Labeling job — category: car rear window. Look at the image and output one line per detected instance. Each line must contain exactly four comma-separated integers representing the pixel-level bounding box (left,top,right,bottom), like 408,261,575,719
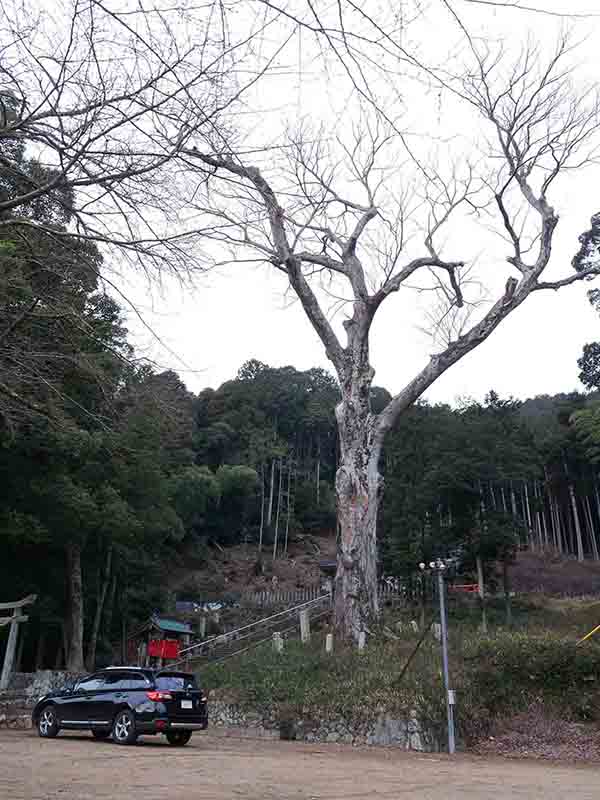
155,674,197,691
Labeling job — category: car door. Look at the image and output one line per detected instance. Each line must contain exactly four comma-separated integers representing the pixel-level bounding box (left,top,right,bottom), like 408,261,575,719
87,672,129,726
58,675,103,727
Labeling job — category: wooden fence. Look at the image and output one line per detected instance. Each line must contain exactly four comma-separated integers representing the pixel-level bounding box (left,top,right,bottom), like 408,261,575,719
241,583,408,608
241,587,326,607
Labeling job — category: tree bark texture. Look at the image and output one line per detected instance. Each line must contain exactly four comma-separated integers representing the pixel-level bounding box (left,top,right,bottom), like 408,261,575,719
334,381,382,640
65,542,85,672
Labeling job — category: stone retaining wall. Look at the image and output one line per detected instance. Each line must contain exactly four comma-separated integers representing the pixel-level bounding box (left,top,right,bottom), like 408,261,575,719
209,700,439,751
0,670,83,730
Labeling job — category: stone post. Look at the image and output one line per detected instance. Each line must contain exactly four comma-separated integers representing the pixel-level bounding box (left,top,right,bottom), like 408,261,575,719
299,609,311,643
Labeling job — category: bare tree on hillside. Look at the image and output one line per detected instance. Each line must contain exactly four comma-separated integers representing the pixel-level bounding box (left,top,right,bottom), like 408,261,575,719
184,35,600,640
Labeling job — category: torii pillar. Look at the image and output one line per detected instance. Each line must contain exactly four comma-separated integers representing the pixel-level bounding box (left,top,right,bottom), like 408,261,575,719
0,595,37,690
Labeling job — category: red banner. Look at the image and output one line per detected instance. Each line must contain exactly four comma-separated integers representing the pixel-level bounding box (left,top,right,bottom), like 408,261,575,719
148,638,180,659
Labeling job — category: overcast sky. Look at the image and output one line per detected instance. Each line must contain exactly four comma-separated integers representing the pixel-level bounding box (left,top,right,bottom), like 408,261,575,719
121,0,600,404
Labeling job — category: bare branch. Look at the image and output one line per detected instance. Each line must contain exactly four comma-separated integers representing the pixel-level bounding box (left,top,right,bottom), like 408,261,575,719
535,265,600,291
460,0,600,18
190,150,346,370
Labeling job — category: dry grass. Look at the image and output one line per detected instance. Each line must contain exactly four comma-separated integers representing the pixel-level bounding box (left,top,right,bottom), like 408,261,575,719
474,704,600,762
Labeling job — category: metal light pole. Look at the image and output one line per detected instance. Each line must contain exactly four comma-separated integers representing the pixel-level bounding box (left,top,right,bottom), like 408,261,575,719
419,558,456,754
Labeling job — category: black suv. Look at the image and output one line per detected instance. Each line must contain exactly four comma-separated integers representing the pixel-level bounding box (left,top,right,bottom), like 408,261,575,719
32,668,208,746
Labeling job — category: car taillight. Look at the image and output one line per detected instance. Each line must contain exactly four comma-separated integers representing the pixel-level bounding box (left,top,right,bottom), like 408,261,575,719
146,691,172,702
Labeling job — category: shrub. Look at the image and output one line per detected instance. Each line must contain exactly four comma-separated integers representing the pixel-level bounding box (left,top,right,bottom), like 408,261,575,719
461,632,600,724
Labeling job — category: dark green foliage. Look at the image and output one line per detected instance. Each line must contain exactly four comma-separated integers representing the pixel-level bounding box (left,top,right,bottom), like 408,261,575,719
572,213,600,274
381,394,538,578
579,343,600,391
576,219,600,391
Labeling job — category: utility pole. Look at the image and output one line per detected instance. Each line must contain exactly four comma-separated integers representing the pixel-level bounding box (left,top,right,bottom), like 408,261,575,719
419,559,456,754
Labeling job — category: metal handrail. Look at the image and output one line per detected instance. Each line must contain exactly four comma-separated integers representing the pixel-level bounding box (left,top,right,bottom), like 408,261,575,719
203,608,332,666
176,593,332,658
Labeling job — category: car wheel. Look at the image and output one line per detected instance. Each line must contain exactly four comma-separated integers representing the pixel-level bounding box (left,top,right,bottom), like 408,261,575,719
112,710,137,745
37,706,60,738
166,730,192,746
92,730,111,740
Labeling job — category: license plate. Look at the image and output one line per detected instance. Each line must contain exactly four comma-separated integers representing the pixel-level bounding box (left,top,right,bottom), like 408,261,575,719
181,700,193,709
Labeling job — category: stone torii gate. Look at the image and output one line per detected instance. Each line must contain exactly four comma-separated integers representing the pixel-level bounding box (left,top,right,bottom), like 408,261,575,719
0,595,36,690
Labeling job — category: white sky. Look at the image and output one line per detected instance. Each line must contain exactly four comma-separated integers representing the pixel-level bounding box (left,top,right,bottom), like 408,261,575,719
121,0,600,404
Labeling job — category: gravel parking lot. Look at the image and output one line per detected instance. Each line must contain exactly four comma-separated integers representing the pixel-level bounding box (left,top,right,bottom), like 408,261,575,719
2,729,599,800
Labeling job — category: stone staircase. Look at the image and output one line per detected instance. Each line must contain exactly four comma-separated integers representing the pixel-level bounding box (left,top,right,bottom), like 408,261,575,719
175,593,333,667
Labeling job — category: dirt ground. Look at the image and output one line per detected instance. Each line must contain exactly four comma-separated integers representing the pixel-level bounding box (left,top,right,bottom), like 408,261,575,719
2,730,600,800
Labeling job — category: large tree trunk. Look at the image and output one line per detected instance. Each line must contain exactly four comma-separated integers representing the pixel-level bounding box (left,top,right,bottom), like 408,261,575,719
86,546,113,671
334,390,381,641
65,543,85,672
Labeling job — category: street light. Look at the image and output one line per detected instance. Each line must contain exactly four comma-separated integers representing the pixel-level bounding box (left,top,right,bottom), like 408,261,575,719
419,557,456,754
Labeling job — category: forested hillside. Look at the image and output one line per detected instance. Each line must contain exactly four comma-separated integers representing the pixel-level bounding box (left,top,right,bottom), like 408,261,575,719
5,337,600,672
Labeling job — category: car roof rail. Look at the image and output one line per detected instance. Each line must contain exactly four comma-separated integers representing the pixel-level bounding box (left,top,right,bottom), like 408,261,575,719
103,665,147,670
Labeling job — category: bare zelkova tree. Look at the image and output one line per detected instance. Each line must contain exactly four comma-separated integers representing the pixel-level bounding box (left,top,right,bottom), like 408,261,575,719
183,32,600,639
